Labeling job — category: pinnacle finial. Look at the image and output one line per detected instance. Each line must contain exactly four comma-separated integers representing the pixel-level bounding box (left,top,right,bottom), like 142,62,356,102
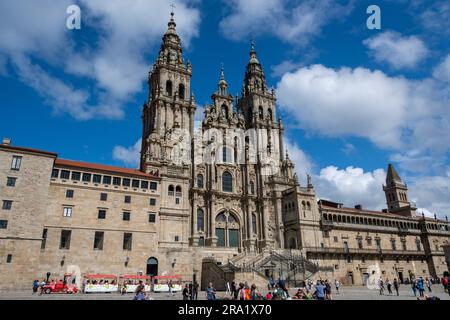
220,63,225,80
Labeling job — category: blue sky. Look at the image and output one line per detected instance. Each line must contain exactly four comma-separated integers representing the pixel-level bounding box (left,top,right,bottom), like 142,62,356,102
1,0,450,218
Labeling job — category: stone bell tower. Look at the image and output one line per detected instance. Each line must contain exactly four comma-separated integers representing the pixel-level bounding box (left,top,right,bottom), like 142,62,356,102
141,11,196,174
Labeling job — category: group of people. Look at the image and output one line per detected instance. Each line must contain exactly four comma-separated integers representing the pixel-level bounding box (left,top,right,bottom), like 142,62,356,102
377,278,401,296
181,281,200,300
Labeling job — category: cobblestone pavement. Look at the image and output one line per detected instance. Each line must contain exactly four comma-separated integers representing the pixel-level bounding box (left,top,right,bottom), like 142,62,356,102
0,285,449,300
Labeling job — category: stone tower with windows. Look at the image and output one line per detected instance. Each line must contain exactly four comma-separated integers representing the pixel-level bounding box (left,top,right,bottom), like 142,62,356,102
140,12,194,250
383,163,417,217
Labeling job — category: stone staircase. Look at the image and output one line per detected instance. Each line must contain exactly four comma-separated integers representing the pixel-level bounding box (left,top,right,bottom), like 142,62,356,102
201,249,331,290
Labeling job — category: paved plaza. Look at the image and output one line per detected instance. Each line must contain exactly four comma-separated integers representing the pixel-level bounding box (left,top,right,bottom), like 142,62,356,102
0,285,449,300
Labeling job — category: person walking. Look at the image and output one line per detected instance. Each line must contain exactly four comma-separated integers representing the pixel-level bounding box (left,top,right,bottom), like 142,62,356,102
378,278,384,295
32,280,39,295
314,280,326,300
393,278,399,296
225,281,231,296
167,280,174,297
426,278,432,293
325,279,332,300
411,279,417,297
334,279,340,294
206,282,216,300
231,281,237,300
188,282,193,300
192,280,199,300
417,277,425,297
182,284,190,300
385,279,392,295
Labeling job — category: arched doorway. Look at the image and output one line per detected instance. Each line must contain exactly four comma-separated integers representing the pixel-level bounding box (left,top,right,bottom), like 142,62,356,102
146,257,158,277
215,211,240,248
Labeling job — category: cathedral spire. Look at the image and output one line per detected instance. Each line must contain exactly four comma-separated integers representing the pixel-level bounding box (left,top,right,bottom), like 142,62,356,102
386,163,402,186
217,64,229,96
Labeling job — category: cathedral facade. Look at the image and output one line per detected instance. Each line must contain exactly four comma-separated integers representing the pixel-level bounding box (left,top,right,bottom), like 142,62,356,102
0,15,449,290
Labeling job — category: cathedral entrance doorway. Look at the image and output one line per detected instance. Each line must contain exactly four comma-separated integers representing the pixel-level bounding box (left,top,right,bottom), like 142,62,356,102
215,211,240,248
146,257,158,278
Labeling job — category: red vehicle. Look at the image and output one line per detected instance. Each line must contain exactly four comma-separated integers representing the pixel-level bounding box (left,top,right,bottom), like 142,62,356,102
43,273,78,294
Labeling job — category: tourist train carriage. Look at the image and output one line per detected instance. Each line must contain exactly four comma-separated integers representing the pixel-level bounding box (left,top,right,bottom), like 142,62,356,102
42,273,78,294
119,274,151,293
152,275,182,293
83,274,118,293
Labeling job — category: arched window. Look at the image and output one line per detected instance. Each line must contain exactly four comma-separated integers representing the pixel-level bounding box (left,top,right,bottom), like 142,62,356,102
222,171,233,192
252,213,257,234
197,208,204,232
258,106,264,119
307,202,311,210
302,201,306,210
178,83,185,100
168,185,174,196
146,257,158,277
197,174,204,189
166,80,173,97
222,147,232,163
268,108,273,121
175,186,182,197
221,105,228,119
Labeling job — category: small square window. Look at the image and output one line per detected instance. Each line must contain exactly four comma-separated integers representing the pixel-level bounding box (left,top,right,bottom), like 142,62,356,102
122,178,130,187
100,193,108,201
98,210,106,219
148,213,156,223
141,181,149,189
6,177,16,187
11,156,22,170
132,179,140,188
66,190,74,198
175,236,180,242
93,175,102,184
175,198,180,205
149,198,156,206
63,207,72,217
52,169,59,178
198,237,205,247
82,173,91,182
0,220,8,229
2,200,12,210
6,254,12,263
150,182,158,190
333,236,338,243
123,212,131,221
124,195,131,204
61,170,70,180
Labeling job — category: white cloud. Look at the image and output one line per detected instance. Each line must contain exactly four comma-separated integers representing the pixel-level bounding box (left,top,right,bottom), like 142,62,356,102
276,63,450,161
341,142,356,155
277,65,408,149
314,166,387,210
363,31,428,70
0,0,201,120
112,139,142,168
419,0,450,35
271,60,304,78
409,169,450,220
285,138,314,184
433,53,450,83
219,0,353,45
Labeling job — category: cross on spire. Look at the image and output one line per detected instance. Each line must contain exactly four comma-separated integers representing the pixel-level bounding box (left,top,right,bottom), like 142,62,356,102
170,3,176,15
